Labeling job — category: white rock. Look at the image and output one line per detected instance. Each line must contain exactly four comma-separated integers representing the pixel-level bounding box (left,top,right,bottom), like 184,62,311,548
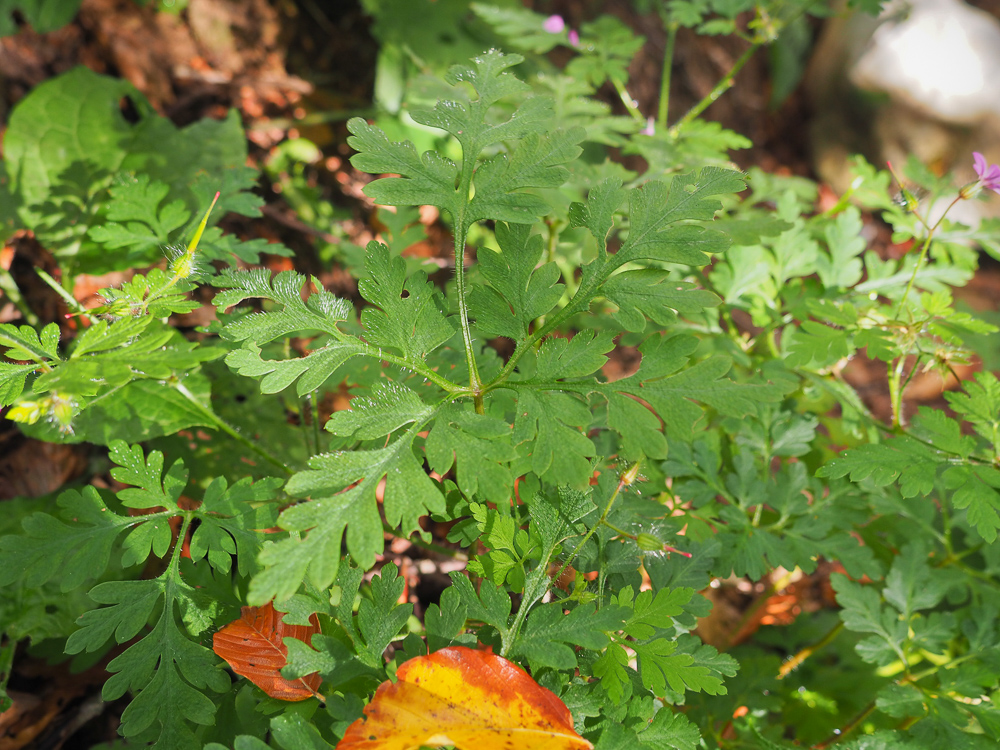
851,0,1000,124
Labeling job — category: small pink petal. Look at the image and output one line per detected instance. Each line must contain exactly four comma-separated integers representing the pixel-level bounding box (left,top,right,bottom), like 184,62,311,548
568,29,580,46
542,14,565,33
641,117,655,136
974,151,988,179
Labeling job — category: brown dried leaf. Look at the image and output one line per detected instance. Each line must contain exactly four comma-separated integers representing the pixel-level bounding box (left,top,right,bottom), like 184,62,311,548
212,601,321,701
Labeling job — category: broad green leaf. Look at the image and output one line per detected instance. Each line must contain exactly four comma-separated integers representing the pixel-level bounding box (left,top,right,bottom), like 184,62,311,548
350,50,583,230
816,207,865,288
215,269,353,344
225,340,363,397
614,171,741,268
108,440,188,511
4,67,250,270
832,574,907,666
189,476,282,576
603,335,785,441
946,372,1000,452
448,572,511,637
592,643,632,705
569,178,627,258
86,174,189,262
511,389,595,487
251,418,443,603
619,585,695,640
883,543,950,618
424,586,473,651
0,321,61,362
943,465,1000,543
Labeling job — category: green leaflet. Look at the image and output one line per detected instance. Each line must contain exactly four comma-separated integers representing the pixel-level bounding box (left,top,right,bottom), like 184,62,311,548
354,563,413,667
66,576,229,749
425,406,517,504
818,405,1000,542
349,49,584,231
600,270,721,332
215,268,361,396
637,710,701,750
513,603,627,671
0,442,278,749
358,242,455,361
250,403,444,603
468,222,564,341
0,0,80,36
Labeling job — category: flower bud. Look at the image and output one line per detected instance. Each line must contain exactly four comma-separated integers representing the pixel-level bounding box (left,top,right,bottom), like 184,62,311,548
636,533,663,552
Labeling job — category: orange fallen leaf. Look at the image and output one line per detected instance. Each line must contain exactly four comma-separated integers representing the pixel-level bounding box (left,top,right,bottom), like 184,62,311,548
337,646,593,750
213,601,322,701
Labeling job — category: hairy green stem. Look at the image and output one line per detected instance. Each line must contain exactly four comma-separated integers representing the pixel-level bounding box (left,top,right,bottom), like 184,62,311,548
450,202,484,411
500,554,553,657
356,342,466,394
169,513,195,574
554,460,640,583
888,355,908,429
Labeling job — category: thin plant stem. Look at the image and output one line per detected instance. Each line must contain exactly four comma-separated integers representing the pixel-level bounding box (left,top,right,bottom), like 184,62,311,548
451,196,483,411
554,460,641,583
888,355,908,429
171,378,293,475
0,270,38,326
670,42,762,135
813,701,876,749
35,268,92,319
308,391,322,454
658,22,678,127
778,621,844,679
894,193,962,319
610,77,646,124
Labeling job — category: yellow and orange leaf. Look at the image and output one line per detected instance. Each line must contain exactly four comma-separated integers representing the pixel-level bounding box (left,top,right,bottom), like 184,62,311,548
337,646,593,750
212,601,322,701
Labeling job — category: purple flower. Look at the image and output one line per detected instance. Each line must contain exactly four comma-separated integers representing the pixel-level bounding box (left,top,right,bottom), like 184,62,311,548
568,29,580,46
641,117,655,136
543,14,565,33
973,152,1000,195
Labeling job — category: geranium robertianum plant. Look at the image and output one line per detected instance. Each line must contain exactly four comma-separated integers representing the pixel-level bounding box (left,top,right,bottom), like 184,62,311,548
2,1,1000,748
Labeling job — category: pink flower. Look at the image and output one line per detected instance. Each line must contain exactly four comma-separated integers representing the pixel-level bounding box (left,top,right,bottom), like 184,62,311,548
973,152,1000,195
543,15,565,33
568,29,580,46
641,117,655,136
